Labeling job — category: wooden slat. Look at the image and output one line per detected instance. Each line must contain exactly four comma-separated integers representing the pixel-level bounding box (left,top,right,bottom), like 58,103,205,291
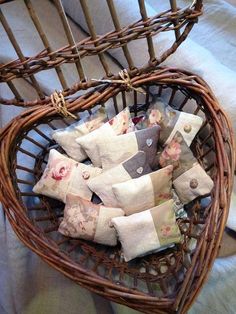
0,8,45,98
106,0,135,70
53,0,86,81
169,0,181,40
24,0,68,90
138,0,155,61
79,0,111,77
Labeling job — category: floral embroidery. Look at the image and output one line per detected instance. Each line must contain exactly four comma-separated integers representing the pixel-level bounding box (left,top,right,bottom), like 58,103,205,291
85,116,104,132
60,202,99,240
155,193,172,206
109,108,134,134
51,159,72,181
149,109,163,125
159,139,181,168
160,225,173,237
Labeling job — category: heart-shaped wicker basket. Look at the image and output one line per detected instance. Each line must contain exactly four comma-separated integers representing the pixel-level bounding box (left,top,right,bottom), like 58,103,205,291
0,1,235,313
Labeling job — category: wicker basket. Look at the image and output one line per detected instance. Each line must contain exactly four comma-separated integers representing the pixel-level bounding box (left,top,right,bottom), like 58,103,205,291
0,1,235,313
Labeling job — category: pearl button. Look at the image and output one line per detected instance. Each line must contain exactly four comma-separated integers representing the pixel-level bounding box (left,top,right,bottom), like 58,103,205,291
82,171,90,180
184,124,192,133
190,178,198,189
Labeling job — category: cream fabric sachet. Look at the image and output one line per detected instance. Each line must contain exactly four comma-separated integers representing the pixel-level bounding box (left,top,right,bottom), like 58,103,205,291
111,199,181,262
33,149,102,202
59,194,124,246
97,125,160,170
135,97,203,146
112,165,173,215
76,107,135,167
159,131,214,204
87,151,152,207
52,107,107,161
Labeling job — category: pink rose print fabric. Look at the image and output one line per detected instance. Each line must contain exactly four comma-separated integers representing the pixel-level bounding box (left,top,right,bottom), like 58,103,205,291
159,132,196,180
51,159,72,181
158,132,214,204
134,96,203,146
59,194,124,246
33,149,102,202
108,107,135,134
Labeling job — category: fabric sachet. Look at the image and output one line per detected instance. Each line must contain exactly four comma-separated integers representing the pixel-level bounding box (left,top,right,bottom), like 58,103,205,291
76,107,135,167
87,151,152,207
58,194,124,246
52,107,107,161
111,199,181,262
97,125,160,170
33,149,102,202
112,165,173,215
135,97,203,146
159,132,214,204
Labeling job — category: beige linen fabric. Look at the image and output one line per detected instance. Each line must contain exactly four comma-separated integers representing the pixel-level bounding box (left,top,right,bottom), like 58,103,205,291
111,210,160,262
111,200,181,261
33,149,102,202
173,163,214,204
94,206,124,245
87,151,152,207
58,194,124,246
76,123,116,167
150,200,182,246
97,125,160,170
165,111,203,146
112,165,173,215
52,108,107,161
76,107,135,167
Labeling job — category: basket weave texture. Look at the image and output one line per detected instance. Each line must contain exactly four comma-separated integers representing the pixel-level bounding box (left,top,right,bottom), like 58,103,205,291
0,1,235,313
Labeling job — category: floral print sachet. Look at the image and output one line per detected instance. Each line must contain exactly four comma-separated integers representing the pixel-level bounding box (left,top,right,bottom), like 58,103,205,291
52,107,108,161
135,97,203,146
159,132,214,204
111,200,181,262
112,165,173,216
159,131,196,180
33,149,102,202
58,194,124,246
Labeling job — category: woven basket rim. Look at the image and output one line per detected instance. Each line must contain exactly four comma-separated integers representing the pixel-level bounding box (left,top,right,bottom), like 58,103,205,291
0,66,235,313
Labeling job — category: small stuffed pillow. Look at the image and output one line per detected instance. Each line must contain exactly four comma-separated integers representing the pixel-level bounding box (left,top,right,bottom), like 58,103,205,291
135,97,203,146
159,131,214,204
52,107,107,161
76,107,135,167
112,165,173,215
97,125,160,170
111,199,181,262
33,149,102,202
87,151,152,207
58,194,124,246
